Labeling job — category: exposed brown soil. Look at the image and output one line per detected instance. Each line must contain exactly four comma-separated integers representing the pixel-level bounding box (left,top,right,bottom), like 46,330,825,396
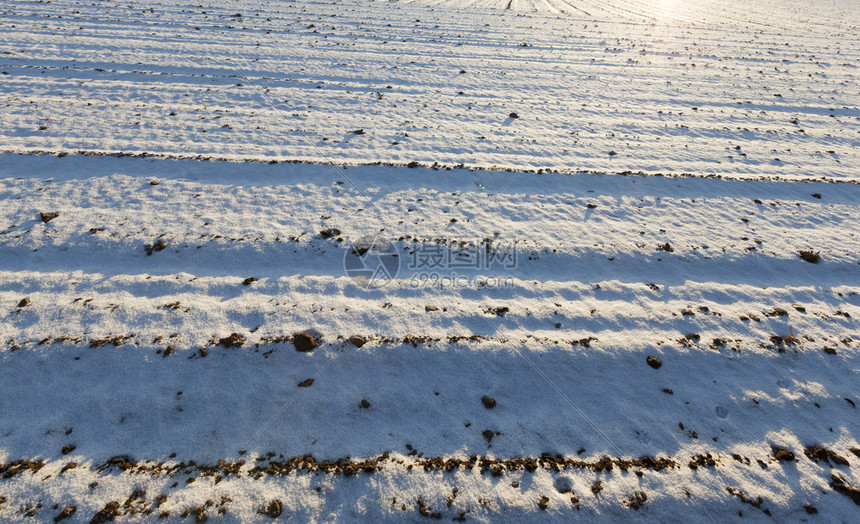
646,356,662,369
90,501,121,524
487,306,509,317
97,456,134,472
0,459,45,479
772,447,796,462
40,212,59,223
725,486,766,511
624,491,648,510
54,506,75,522
218,333,245,348
144,239,168,256
258,500,282,518
293,333,318,352
689,454,717,469
804,446,849,466
348,335,366,348
831,474,860,505
481,396,496,409
89,335,133,348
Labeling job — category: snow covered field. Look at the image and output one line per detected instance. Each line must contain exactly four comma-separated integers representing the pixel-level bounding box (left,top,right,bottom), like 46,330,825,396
2,0,859,179
1,0,859,522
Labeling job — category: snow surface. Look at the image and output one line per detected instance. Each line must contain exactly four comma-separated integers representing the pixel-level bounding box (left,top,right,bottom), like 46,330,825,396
2,0,859,179
1,0,859,522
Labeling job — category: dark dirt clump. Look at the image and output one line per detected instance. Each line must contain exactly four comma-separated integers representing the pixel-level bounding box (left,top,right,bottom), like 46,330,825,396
219,333,245,348
689,454,716,469
91,501,121,523
591,481,603,494
293,333,318,352
360,399,371,409
61,445,75,455
772,447,796,462
258,500,282,518
40,212,59,223
488,306,509,317
144,239,168,256
646,356,662,369
0,459,45,478
54,506,76,522
319,228,341,239
98,456,134,472
481,396,496,409
298,378,314,388
348,335,366,348
624,491,648,510
17,298,30,308
242,277,257,285
482,430,495,443
831,474,860,505
804,446,849,466
538,495,549,510
725,487,764,509
798,250,821,263
804,504,817,514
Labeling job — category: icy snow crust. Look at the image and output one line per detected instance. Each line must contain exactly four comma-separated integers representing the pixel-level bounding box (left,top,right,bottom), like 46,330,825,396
1,0,859,522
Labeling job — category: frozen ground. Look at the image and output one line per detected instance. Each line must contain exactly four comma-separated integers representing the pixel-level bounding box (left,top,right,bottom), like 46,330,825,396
1,0,859,522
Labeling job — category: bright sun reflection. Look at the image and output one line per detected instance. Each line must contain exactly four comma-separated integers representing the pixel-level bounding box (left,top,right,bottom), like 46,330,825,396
653,0,680,21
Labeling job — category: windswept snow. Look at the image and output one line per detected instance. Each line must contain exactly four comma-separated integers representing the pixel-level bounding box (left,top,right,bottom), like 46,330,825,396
1,0,859,522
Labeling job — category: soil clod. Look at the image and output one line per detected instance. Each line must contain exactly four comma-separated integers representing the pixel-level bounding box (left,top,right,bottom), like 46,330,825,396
258,500,282,518
293,333,318,352
219,333,245,348
772,447,796,462
54,506,75,522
